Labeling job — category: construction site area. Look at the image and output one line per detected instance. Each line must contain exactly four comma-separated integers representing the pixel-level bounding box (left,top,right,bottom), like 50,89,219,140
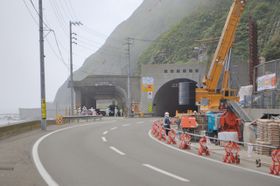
2,0,280,185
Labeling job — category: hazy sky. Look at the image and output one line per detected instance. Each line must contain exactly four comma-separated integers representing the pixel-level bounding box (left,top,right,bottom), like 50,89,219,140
0,0,143,113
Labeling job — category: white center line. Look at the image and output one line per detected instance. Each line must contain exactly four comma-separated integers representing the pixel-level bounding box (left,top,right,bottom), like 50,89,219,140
109,146,126,156
122,124,130,127
110,127,118,130
103,131,108,135
142,164,190,182
102,137,107,142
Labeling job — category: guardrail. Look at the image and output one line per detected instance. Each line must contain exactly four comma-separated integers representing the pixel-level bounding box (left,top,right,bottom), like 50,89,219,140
63,115,103,123
133,112,154,117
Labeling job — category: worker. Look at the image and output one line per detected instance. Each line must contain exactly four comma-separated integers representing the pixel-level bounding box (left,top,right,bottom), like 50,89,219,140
175,115,182,138
163,112,171,136
175,115,181,130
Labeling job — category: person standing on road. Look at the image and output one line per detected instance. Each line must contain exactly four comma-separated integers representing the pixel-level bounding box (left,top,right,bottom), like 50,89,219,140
119,108,123,117
114,107,118,117
163,112,171,136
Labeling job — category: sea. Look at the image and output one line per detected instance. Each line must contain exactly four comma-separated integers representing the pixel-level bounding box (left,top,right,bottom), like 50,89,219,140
0,109,24,127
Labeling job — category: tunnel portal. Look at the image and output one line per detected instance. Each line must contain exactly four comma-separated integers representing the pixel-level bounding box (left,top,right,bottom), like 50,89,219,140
153,78,197,117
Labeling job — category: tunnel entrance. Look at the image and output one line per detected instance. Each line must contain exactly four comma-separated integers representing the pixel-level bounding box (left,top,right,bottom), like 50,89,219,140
79,85,127,113
153,78,197,117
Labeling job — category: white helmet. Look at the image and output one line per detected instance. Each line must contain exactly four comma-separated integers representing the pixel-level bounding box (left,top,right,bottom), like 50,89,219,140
164,112,169,116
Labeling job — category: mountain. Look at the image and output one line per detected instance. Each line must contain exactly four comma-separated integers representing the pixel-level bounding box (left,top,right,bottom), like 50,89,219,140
139,0,280,65
54,0,210,106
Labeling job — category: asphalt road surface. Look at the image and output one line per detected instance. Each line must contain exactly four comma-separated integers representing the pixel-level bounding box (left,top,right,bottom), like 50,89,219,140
34,118,280,186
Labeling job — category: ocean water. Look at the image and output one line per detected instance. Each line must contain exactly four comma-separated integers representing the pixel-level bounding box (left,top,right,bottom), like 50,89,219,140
0,113,22,127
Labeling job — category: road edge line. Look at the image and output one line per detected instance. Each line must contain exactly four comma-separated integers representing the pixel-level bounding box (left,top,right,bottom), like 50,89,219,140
32,120,116,186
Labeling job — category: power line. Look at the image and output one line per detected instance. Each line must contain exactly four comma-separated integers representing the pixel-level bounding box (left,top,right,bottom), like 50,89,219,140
51,30,69,69
22,0,69,71
46,38,69,70
29,0,51,29
56,0,73,21
77,34,123,51
48,0,68,35
21,0,38,25
62,1,76,20
68,0,78,19
76,43,124,57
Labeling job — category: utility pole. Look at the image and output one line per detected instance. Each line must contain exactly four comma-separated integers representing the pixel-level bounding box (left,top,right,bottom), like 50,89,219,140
39,0,46,130
248,14,259,90
125,37,133,117
69,21,82,115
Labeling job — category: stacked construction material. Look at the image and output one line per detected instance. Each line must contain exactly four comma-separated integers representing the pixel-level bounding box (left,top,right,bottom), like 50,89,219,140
268,121,280,147
256,119,270,155
256,140,271,156
256,119,280,156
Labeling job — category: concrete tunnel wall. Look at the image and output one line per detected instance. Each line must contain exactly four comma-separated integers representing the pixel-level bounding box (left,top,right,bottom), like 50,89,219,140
153,78,197,117
140,63,206,116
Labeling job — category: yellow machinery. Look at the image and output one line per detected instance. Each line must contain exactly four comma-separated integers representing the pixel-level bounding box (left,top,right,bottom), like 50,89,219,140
196,0,247,111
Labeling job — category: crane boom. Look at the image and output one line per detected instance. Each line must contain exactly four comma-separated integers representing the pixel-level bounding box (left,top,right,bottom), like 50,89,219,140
196,0,247,111
205,0,246,91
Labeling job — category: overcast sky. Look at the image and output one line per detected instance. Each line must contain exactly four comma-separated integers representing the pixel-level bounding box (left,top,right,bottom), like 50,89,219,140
0,0,143,113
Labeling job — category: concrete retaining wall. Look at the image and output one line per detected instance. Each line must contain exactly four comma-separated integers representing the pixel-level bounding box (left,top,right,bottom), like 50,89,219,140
0,120,56,140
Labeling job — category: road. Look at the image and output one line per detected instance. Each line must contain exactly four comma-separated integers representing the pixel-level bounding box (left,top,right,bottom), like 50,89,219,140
35,118,280,186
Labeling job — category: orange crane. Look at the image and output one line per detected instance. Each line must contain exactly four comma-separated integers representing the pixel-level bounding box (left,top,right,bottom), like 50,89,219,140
196,0,247,111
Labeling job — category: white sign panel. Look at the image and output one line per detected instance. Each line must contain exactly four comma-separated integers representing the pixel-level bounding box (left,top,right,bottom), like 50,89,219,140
257,73,277,91
147,91,153,99
142,77,154,85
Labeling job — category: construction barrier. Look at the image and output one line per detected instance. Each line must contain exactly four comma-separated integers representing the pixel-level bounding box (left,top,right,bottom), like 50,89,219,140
178,133,191,150
198,136,210,156
270,149,280,175
223,142,240,164
151,119,279,175
56,114,64,125
167,129,176,145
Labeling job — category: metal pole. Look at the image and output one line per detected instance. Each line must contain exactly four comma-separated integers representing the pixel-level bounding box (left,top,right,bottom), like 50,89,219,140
126,37,132,117
70,21,74,116
39,0,46,130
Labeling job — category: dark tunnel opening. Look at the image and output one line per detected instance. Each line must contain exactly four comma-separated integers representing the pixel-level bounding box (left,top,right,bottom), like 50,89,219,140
153,78,197,117
80,86,127,111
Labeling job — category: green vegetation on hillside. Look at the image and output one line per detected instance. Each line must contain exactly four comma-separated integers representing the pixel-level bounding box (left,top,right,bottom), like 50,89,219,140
139,0,280,65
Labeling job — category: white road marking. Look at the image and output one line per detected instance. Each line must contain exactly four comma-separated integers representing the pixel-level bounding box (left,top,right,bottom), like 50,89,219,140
109,146,126,156
33,132,59,186
142,164,189,182
103,130,108,135
102,137,107,142
32,120,117,186
110,127,118,130
148,130,280,179
122,124,130,127
136,121,144,124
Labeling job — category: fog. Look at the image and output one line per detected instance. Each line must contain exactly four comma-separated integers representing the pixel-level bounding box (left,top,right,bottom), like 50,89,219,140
0,0,143,113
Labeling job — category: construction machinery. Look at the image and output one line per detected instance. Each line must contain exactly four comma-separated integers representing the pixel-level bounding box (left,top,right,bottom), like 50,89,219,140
196,0,247,111
176,1,248,139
